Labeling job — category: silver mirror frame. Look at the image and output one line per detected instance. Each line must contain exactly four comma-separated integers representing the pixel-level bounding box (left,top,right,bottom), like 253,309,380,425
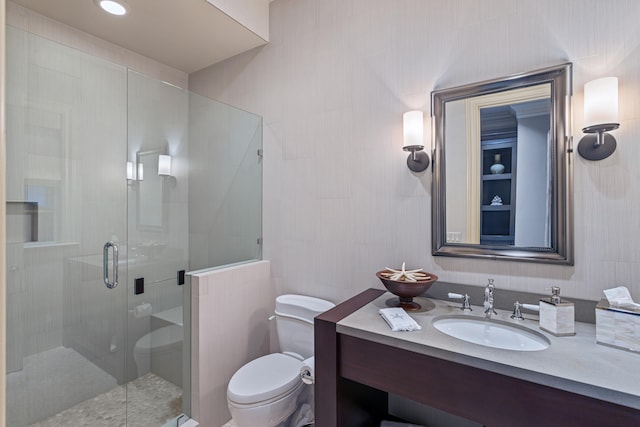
431,63,574,265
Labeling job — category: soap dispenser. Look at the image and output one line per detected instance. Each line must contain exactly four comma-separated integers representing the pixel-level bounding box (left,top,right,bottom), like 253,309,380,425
539,286,575,336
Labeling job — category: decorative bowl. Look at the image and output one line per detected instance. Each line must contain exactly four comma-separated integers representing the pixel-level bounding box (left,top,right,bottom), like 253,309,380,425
376,270,438,311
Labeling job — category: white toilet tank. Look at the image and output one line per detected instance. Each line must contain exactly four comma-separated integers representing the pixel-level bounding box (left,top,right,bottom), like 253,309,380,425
275,294,334,359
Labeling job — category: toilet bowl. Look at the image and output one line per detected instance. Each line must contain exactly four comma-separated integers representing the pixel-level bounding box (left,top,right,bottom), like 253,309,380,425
227,294,334,427
227,353,306,427
133,323,183,386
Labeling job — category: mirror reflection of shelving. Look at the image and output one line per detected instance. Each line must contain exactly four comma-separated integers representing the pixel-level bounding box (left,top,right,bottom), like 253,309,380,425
480,138,517,245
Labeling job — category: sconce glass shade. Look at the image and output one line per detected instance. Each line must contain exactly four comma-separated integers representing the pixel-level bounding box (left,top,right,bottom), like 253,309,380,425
578,77,620,161
583,77,618,130
158,155,172,176
126,161,134,180
402,110,429,172
403,111,424,150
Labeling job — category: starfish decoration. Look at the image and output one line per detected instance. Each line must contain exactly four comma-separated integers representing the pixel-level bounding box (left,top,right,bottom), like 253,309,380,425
380,262,431,282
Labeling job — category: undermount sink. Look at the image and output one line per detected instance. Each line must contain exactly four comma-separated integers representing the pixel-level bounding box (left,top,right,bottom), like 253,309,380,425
432,315,550,351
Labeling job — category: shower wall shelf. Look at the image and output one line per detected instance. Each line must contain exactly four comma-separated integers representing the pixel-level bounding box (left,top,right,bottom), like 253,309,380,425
6,201,39,243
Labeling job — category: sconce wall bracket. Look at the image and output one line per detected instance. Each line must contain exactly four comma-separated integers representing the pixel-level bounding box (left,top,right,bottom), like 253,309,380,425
578,122,619,161
577,133,617,161
405,148,430,172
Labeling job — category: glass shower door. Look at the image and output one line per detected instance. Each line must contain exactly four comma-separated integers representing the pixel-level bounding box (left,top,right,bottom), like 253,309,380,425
5,26,129,426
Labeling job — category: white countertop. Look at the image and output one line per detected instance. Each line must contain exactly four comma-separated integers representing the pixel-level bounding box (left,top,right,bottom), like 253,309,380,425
337,293,640,410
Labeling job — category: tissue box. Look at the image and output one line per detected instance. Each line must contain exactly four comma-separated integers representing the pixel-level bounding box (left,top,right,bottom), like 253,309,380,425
595,299,640,353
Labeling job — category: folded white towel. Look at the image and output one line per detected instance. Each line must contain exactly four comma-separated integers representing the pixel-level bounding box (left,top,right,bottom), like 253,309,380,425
379,308,422,332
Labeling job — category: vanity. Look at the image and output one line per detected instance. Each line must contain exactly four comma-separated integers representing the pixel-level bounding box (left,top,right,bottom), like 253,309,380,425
314,288,640,427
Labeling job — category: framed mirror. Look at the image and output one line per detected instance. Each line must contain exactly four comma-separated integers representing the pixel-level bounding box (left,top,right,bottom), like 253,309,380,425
431,63,573,264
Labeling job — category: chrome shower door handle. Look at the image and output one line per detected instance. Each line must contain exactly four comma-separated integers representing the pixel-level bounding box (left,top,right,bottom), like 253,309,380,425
103,240,119,289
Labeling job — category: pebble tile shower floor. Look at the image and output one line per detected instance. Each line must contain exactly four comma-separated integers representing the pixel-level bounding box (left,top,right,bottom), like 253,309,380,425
29,373,182,427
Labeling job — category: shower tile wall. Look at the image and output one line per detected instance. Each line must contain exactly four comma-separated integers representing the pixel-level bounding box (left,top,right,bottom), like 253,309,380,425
5,24,129,423
6,22,128,381
6,243,78,374
7,5,266,425
127,70,189,276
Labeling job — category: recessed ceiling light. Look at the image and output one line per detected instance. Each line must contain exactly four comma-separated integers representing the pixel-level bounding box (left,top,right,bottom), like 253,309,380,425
96,0,129,16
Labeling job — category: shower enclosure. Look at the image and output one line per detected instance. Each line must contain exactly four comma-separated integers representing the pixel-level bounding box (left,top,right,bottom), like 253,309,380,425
5,25,262,426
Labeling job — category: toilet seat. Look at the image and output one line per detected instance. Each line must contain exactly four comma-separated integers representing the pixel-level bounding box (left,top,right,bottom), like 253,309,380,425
227,353,303,405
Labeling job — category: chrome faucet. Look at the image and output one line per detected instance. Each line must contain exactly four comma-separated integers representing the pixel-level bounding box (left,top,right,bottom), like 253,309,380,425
484,279,497,318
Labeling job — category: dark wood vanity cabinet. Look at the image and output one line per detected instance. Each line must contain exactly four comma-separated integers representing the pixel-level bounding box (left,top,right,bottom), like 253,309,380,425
315,289,640,427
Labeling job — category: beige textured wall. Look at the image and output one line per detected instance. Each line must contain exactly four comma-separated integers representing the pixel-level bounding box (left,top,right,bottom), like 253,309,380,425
190,0,640,304
205,0,270,41
190,260,274,427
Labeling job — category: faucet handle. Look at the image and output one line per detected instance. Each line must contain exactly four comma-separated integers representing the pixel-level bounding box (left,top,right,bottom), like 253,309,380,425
511,301,524,320
447,292,472,312
511,301,539,320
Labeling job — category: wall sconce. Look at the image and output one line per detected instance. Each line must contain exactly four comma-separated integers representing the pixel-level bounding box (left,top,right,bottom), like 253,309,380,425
577,77,619,161
127,161,143,181
403,110,429,172
158,154,172,176
126,161,135,181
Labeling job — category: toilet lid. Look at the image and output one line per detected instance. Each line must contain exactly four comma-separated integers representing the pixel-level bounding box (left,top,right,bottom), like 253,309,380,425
227,353,303,404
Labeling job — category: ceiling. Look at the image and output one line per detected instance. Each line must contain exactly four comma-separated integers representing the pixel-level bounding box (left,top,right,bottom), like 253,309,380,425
11,0,268,74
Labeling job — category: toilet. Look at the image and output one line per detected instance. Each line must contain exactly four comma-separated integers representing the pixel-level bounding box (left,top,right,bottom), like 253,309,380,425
227,294,335,427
